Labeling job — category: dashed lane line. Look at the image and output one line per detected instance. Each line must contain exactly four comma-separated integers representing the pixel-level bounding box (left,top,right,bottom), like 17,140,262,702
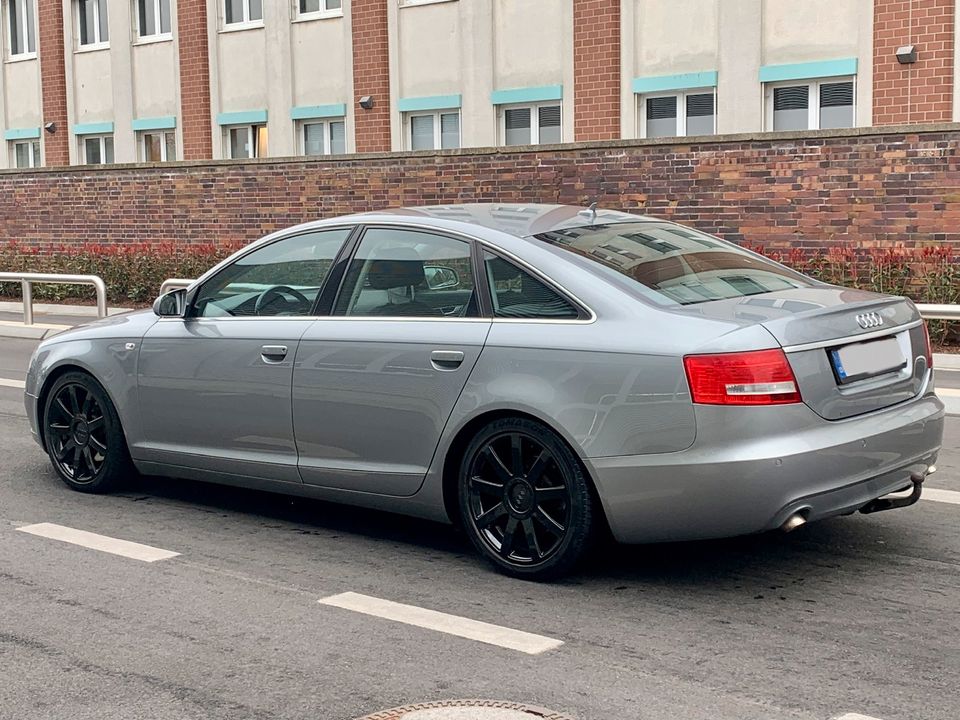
318,591,564,655
833,714,885,720
924,488,960,506
0,377,25,389
16,522,180,562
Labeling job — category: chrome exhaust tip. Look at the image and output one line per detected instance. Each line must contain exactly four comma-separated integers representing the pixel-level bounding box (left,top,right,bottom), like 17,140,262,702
782,513,807,533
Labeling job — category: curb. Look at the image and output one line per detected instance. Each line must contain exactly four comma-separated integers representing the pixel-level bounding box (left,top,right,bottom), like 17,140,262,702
935,352,960,370
0,301,132,317
0,321,72,340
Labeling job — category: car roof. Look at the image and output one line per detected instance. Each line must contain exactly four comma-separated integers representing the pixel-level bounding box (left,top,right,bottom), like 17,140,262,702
346,203,659,238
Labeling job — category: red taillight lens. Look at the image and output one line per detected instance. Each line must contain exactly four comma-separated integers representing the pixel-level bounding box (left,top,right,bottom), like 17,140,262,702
922,321,933,368
683,349,802,405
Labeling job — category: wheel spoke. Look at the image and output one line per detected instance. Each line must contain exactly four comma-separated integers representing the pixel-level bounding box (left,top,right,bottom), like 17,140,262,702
482,446,512,484
71,445,83,475
536,486,566,503
87,416,104,432
55,397,72,418
521,518,542,560
81,391,94,417
82,447,96,475
475,502,506,529
67,386,80,414
48,422,70,435
533,507,565,538
499,517,519,558
526,449,550,483
55,438,76,461
510,433,523,475
470,475,504,493
89,435,107,453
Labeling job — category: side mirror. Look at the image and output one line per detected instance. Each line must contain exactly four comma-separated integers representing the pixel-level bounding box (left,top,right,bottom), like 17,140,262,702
153,288,187,318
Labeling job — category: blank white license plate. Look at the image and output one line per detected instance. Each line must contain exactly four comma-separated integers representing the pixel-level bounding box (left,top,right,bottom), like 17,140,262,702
830,336,906,384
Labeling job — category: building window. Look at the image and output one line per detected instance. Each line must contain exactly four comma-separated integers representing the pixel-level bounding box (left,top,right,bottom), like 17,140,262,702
224,0,262,25
226,125,267,158
765,79,855,132
407,111,460,151
501,104,561,146
140,130,176,162
6,0,36,57
136,0,171,39
297,0,341,18
11,140,40,168
301,120,345,156
81,135,114,165
640,90,715,139
76,0,108,47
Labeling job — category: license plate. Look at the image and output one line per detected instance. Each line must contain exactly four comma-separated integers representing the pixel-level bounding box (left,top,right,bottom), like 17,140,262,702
830,336,906,385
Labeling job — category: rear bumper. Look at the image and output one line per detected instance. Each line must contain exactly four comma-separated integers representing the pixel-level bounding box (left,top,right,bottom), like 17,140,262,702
589,391,945,544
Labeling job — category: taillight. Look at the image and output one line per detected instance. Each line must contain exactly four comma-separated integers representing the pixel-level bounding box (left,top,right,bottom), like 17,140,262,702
922,322,933,368
683,349,802,405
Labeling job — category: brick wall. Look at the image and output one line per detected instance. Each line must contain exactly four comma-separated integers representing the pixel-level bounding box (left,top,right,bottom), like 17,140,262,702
177,0,213,160
351,0,391,152
37,0,69,167
573,0,621,141
1,127,958,253
874,0,956,125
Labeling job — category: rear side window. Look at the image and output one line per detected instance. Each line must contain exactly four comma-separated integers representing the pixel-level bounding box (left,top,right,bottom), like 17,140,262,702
534,222,813,306
483,251,580,319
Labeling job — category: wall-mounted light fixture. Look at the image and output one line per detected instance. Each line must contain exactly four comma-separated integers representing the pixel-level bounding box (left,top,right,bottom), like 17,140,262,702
44,122,57,133
896,45,918,64
358,96,374,110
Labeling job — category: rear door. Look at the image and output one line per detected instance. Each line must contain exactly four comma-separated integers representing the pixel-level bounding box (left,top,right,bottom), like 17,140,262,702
292,225,491,496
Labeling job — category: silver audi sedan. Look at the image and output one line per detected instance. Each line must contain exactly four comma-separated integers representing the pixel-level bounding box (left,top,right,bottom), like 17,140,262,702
25,205,945,579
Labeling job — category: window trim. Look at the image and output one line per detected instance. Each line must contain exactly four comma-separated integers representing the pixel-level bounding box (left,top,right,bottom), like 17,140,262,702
222,0,263,29
75,0,108,50
10,138,40,168
638,87,716,139
134,0,173,42
498,102,562,147
299,118,346,156
6,0,37,59
294,0,343,21
405,109,460,151
763,76,856,132
79,134,114,165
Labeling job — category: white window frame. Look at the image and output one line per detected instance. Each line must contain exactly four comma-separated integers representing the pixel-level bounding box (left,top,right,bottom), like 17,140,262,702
498,102,562,147
10,139,40,168
134,0,173,43
299,119,346,156
224,124,267,159
637,88,716,139
79,134,114,165
6,0,37,59
295,0,343,21
222,0,263,29
400,0,458,7
764,77,856,132
75,0,108,50
139,129,176,162
405,110,460,151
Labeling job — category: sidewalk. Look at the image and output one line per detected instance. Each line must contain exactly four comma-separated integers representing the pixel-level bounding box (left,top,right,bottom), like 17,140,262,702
0,300,133,339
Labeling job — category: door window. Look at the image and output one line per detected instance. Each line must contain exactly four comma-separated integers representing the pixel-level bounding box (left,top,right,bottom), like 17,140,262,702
483,251,580,319
335,228,478,318
192,229,350,317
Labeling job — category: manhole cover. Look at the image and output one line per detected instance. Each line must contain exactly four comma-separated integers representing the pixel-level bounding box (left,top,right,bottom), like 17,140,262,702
355,699,576,720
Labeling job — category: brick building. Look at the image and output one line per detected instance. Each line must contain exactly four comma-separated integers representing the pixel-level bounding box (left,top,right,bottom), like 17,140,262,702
0,0,957,169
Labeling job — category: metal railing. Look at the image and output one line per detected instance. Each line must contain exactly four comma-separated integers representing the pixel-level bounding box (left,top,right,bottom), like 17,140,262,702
916,304,960,321
0,272,107,326
159,278,194,295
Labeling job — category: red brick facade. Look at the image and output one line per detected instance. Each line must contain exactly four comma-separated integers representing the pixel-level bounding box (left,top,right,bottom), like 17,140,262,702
573,0,621,141
351,0,391,152
37,0,70,166
2,129,957,253
177,0,213,160
874,0,956,125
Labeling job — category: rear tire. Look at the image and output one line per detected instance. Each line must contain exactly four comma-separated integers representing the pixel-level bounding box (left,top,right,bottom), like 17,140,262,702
42,372,133,493
458,417,594,580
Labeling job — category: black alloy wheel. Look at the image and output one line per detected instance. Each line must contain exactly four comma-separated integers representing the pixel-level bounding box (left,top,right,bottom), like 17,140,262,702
459,417,594,580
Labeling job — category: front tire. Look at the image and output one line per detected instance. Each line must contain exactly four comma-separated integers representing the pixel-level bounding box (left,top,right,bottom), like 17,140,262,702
42,372,133,493
458,417,594,580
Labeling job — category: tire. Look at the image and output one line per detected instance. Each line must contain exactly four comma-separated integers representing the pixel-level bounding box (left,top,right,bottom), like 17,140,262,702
42,372,133,493
458,417,594,580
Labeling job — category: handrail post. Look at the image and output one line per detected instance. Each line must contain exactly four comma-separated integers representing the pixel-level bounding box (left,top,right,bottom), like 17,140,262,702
21,280,33,326
92,276,108,319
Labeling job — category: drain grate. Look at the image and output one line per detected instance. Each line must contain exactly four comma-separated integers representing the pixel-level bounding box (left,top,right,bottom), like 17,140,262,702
355,699,576,720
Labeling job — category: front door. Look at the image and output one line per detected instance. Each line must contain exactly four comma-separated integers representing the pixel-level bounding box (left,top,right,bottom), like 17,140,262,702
136,228,352,481
293,226,491,496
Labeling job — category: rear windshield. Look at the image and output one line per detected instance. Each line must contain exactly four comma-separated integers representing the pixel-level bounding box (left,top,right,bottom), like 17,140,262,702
533,222,813,306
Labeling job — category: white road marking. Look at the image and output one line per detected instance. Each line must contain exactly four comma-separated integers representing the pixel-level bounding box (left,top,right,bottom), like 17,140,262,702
318,591,563,655
16,523,180,562
938,387,960,397
924,488,960,506
0,377,25,389
833,714,885,720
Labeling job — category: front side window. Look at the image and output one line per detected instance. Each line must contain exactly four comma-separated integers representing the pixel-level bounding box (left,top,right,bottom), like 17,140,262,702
224,0,262,25
81,135,114,165
141,130,176,162
502,104,561,146
12,139,40,168
335,228,478,318
136,0,171,38
484,252,579,319
301,120,346,156
766,78,855,131
298,0,341,17
77,0,108,46
7,0,36,56
535,222,814,307
408,111,460,151
226,124,267,158
193,229,350,317
641,90,715,139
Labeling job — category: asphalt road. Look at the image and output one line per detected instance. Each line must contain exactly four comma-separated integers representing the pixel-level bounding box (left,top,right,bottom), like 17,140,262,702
1,334,959,720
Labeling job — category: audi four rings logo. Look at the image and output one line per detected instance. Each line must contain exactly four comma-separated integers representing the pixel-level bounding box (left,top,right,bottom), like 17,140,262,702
856,312,884,329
